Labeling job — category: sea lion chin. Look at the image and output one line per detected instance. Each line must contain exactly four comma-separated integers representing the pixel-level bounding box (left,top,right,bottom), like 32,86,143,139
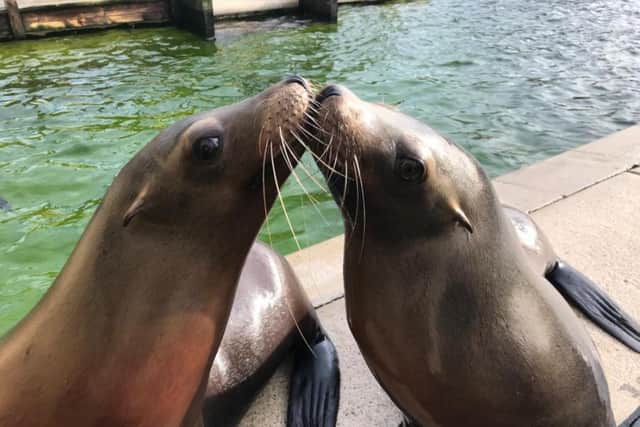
307,84,639,427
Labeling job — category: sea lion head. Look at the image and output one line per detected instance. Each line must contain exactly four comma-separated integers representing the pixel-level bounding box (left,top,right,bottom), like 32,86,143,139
310,84,494,244
106,76,312,245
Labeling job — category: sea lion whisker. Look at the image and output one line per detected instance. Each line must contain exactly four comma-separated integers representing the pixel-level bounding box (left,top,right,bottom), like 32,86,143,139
318,133,335,161
281,131,330,193
279,137,329,307
337,163,356,229
303,109,322,127
305,102,321,117
297,123,330,146
278,129,329,225
270,136,302,252
341,161,350,215
350,158,361,239
289,129,348,178
353,154,367,262
268,141,320,358
327,141,344,182
262,138,274,247
258,125,267,156
280,133,330,183
268,132,319,358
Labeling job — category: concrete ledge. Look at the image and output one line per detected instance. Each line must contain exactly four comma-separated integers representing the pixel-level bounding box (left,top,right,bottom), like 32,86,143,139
494,125,640,212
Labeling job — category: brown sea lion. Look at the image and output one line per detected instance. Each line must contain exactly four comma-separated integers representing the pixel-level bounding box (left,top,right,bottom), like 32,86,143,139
306,84,640,427
0,77,339,427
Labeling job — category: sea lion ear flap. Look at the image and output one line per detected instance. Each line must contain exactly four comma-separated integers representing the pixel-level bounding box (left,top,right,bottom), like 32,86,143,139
122,192,146,227
452,204,473,234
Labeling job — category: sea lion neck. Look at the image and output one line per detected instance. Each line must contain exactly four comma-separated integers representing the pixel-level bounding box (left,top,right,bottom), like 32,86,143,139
344,179,527,299
0,189,251,427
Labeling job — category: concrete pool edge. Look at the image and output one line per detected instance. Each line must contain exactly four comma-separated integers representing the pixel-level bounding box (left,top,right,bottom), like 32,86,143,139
285,124,640,308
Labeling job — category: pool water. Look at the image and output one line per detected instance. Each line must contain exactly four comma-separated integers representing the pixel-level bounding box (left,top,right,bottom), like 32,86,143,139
1,0,639,335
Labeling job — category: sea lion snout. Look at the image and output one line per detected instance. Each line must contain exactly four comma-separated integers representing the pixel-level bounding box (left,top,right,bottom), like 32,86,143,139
316,84,344,103
257,77,313,159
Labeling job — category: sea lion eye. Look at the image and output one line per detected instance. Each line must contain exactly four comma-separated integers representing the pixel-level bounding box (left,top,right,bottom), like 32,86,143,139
396,157,426,182
193,137,222,161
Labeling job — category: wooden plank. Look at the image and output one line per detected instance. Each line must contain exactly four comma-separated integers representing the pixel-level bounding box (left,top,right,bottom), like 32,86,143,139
6,0,25,38
21,1,169,33
17,0,161,12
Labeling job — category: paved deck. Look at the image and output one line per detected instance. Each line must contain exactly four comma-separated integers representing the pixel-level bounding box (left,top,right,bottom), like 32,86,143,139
241,125,640,426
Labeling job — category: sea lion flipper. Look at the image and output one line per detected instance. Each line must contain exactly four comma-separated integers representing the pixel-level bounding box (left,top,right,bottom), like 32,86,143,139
546,261,640,353
619,406,640,427
398,416,422,427
287,329,340,427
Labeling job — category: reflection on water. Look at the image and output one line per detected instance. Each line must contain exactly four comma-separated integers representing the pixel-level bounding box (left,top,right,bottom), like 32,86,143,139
1,0,639,334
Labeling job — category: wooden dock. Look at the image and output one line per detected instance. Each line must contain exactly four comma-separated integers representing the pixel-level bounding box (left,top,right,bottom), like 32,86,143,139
0,0,382,41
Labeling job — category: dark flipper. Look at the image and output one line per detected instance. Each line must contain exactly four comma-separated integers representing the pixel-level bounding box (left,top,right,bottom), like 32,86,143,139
287,328,340,427
398,416,422,427
546,261,640,353
619,406,640,427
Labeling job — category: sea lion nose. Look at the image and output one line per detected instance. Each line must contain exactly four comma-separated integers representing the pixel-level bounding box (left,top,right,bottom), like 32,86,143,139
316,85,343,103
284,75,310,91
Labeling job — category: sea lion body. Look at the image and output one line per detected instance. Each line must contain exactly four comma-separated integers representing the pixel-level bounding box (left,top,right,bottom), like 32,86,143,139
0,78,316,426
309,85,618,426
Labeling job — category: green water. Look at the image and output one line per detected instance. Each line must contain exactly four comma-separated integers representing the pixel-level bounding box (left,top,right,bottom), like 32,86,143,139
1,0,639,335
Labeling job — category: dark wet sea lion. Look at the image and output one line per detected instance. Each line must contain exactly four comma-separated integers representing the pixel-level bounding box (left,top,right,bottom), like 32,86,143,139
0,77,334,427
204,240,339,427
308,84,640,427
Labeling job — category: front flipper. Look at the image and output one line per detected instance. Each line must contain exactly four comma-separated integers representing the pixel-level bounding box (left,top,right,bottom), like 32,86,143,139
619,406,640,427
546,261,640,353
287,329,340,427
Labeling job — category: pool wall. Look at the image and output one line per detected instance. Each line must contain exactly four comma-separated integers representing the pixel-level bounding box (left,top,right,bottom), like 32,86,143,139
0,0,385,40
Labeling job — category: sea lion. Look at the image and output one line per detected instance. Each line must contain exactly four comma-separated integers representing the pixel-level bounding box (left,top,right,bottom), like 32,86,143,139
0,77,338,427
307,84,639,427
204,240,339,427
